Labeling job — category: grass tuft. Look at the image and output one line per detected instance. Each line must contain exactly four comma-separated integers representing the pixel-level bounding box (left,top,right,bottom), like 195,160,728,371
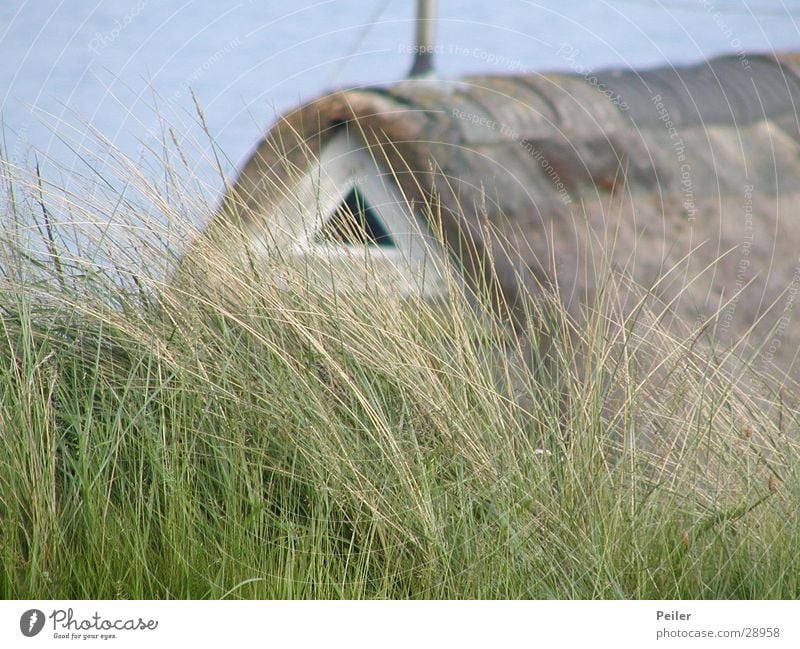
1,128,798,599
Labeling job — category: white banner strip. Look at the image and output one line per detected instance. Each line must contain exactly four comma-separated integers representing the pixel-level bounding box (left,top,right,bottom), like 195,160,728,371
1,600,797,648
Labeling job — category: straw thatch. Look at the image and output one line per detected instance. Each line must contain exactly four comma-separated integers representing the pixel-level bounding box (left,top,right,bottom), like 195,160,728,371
192,53,800,390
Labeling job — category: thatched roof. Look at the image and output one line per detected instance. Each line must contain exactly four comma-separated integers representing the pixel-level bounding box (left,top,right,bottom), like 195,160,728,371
201,52,800,386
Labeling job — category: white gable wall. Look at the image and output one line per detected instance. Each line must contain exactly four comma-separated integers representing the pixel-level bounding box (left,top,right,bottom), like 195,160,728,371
251,131,450,299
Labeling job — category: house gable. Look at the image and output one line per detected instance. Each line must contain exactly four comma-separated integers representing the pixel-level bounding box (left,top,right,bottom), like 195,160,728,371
255,130,448,298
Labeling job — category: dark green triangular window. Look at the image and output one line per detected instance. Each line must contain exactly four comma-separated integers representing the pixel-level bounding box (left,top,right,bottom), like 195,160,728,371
316,187,395,247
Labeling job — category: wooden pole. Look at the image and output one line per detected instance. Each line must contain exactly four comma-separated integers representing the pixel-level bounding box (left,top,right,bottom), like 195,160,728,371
408,0,437,78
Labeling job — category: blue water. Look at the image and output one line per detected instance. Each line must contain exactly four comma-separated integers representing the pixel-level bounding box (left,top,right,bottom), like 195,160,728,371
1,0,799,203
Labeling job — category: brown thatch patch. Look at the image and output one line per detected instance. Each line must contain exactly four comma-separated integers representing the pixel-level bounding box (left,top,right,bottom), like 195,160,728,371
188,52,800,391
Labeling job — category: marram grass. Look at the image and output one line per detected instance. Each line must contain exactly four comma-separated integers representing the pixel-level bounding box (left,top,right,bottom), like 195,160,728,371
1,138,799,600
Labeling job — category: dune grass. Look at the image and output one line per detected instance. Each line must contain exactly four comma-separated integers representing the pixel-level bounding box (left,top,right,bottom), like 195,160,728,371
1,134,799,600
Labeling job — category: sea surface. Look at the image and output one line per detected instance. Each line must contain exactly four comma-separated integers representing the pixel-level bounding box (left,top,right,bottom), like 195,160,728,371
1,0,799,209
